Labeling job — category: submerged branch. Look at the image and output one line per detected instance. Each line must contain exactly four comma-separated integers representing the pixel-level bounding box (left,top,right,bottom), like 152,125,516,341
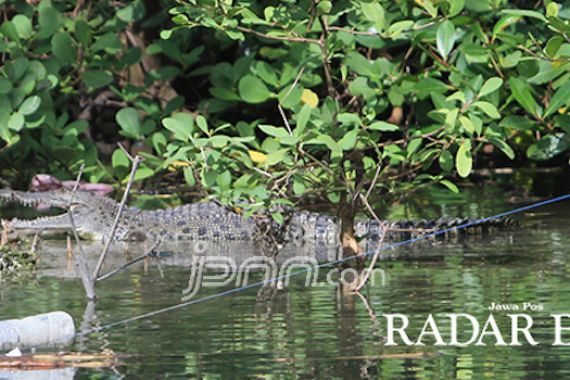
93,152,143,279
68,164,97,300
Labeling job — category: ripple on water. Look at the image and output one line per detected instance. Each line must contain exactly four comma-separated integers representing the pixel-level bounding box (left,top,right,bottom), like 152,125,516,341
2,187,570,378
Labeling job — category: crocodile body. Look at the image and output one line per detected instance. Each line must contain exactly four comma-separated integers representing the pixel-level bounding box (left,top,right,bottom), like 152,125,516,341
0,189,516,244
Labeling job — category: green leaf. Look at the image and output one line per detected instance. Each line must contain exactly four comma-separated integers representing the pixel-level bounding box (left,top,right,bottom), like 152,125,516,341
0,78,12,94
459,116,475,134
545,36,564,57
1,21,19,41
255,61,279,86
162,117,191,142
75,20,90,46
436,20,456,61
278,85,303,109
478,77,503,98
208,135,229,147
345,52,375,77
439,150,453,171
196,115,209,133
38,6,61,39
447,0,465,17
216,170,232,189
295,104,312,134
500,51,522,68
112,149,130,179
293,176,306,195
472,101,500,119
546,2,558,17
419,0,438,17
259,124,290,138
8,113,24,131
265,149,288,166
544,81,570,118
500,116,535,131
12,14,32,40
271,212,284,224
117,0,146,22
527,134,570,160
338,128,358,150
489,137,515,159
528,62,568,85
415,78,450,98
81,70,113,89
361,1,385,31
305,134,340,153
210,87,240,101
499,9,546,22
509,77,541,118
116,108,141,139
387,20,413,37
51,32,76,65
183,167,196,187
91,33,122,54
440,179,459,193
455,140,472,178
407,138,422,156
238,75,271,104
444,108,458,129
134,166,154,181
368,121,399,131
19,96,41,116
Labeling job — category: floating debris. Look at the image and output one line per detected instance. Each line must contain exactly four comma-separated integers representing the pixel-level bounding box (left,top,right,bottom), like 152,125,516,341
0,351,120,369
0,244,37,281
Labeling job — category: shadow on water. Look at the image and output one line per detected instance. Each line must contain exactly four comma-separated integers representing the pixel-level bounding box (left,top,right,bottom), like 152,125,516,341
1,173,570,379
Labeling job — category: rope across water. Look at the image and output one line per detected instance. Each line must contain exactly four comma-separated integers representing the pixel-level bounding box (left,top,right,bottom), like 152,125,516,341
78,193,570,336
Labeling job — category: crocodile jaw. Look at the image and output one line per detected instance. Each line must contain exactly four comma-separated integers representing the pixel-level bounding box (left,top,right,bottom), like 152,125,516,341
3,213,72,230
0,189,74,208
0,189,113,240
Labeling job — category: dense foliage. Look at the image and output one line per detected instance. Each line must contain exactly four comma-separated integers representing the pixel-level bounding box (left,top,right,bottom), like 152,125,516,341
1,0,569,220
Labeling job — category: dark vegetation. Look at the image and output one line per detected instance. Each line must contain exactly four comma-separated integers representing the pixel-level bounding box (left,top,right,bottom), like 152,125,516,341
1,0,570,255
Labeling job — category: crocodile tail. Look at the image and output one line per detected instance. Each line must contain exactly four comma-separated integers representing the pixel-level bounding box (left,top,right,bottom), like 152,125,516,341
358,216,518,242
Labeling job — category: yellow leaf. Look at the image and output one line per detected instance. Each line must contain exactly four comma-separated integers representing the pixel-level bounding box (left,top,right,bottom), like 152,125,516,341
248,150,268,164
171,160,190,167
301,89,319,108
559,107,567,114
167,160,190,171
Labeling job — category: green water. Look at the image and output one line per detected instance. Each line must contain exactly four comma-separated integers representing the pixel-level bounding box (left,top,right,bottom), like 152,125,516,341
1,177,570,379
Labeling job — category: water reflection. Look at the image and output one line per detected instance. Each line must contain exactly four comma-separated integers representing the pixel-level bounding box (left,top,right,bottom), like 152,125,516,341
1,186,570,378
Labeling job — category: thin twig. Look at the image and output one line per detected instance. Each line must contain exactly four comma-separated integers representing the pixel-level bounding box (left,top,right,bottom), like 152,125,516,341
354,193,388,292
97,240,161,282
317,16,336,98
327,26,379,36
29,233,39,255
277,66,306,134
236,26,320,44
93,155,143,279
354,291,377,320
365,163,382,201
118,142,135,161
68,164,97,300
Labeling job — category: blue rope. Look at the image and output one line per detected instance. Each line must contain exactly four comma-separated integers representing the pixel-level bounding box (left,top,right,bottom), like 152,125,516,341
80,192,570,336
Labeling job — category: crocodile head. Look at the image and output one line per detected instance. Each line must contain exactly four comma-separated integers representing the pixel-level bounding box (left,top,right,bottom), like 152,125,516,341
0,189,131,240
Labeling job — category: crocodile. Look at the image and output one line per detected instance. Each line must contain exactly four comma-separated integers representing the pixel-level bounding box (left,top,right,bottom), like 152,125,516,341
0,189,516,245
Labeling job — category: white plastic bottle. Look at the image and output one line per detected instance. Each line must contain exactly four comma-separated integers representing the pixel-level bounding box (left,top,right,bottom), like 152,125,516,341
0,311,75,351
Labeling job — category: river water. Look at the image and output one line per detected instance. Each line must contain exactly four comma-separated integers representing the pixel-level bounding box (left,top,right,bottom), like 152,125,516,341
1,173,570,379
